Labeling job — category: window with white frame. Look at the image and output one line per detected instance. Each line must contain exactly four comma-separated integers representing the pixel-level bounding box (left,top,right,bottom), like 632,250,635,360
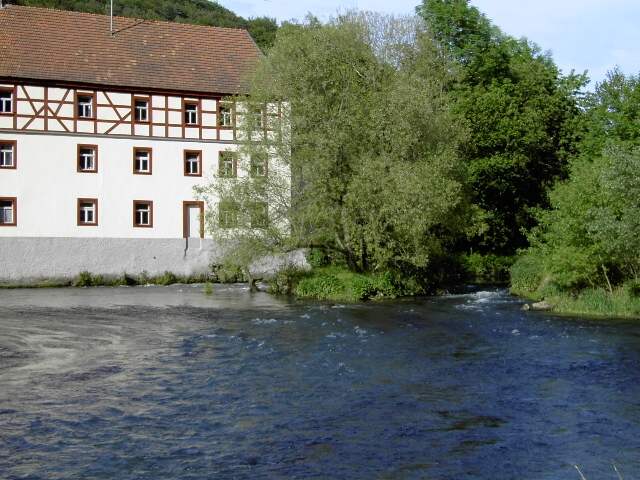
0,198,16,226
133,148,152,174
134,98,149,123
77,94,94,119
77,145,97,172
184,151,201,176
0,91,12,114
77,199,98,226
184,102,198,125
134,201,153,227
0,142,15,168
218,103,233,127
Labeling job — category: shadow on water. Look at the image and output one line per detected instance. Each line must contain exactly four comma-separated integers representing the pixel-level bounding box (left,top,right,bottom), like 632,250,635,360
1,285,640,479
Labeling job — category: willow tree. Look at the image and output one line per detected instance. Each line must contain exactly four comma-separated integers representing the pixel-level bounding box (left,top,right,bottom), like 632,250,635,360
198,13,472,282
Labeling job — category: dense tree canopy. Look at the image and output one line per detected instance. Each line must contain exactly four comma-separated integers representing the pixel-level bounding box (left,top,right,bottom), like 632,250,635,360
512,71,640,296
418,0,586,254
200,14,473,287
10,0,278,50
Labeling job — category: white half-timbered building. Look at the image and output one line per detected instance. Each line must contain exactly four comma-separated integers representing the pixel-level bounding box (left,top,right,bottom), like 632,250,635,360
0,4,277,282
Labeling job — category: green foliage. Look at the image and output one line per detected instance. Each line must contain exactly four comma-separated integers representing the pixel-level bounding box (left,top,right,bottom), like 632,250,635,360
73,271,94,287
513,71,640,313
289,266,421,302
10,0,278,50
461,253,513,283
211,264,246,283
307,248,330,268
203,282,214,295
418,0,586,253
202,14,471,284
156,271,178,286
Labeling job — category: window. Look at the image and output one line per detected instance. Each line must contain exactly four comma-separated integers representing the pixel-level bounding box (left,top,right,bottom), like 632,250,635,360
250,202,269,228
133,148,152,175
218,151,237,178
77,145,97,173
184,101,199,126
76,93,94,119
0,141,16,169
0,89,13,114
0,197,16,226
250,153,268,177
218,200,239,228
133,201,153,228
184,150,202,177
133,97,150,123
77,198,98,226
218,103,233,127
251,106,264,129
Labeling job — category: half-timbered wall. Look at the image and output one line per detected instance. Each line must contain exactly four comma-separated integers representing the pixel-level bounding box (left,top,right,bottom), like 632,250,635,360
0,82,281,142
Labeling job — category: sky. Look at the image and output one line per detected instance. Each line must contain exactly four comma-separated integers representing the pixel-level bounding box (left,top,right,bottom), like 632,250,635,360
218,0,640,87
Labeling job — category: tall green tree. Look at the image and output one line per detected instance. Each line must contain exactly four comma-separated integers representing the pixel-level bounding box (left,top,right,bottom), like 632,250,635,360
512,71,640,295
418,0,587,254
199,14,472,285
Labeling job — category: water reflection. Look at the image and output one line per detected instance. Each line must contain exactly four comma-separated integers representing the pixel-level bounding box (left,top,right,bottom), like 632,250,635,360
0,286,639,479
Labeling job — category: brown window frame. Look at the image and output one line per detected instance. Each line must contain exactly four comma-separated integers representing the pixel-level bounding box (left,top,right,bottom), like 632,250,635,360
182,200,205,239
0,87,15,116
133,200,153,228
218,151,237,178
218,199,239,229
249,153,269,178
77,198,99,226
0,140,17,170
0,197,17,227
184,150,202,177
133,147,153,175
218,102,235,128
183,100,200,127
76,144,98,173
75,91,96,120
249,201,269,229
132,95,151,124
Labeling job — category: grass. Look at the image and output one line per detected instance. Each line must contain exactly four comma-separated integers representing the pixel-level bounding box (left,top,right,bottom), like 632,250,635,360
283,266,409,302
0,271,212,289
544,287,640,319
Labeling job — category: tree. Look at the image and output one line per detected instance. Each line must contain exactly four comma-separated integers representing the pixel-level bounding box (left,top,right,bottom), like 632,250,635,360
418,0,587,253
198,14,471,286
512,71,640,294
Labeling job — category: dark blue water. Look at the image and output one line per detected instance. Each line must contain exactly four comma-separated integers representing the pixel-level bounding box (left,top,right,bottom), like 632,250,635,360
1,286,639,479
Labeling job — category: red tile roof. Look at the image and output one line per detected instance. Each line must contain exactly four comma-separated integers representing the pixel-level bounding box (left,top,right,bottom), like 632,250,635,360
0,5,262,95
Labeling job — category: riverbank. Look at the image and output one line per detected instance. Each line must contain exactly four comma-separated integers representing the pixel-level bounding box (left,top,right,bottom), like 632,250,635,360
513,285,640,320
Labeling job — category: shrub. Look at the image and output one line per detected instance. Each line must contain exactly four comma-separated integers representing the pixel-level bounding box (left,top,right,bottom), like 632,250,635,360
462,253,514,283
203,282,214,295
307,248,330,268
156,271,178,286
510,253,545,297
73,271,94,287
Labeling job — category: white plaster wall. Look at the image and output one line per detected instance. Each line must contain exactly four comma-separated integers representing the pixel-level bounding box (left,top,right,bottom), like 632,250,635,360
0,133,241,239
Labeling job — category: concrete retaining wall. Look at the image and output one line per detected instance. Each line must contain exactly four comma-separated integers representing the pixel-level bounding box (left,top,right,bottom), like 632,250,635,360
0,237,221,284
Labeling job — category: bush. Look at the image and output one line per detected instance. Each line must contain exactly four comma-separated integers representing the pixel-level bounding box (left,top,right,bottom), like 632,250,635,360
307,248,330,268
268,266,306,295
156,271,178,286
73,271,94,287
510,253,545,297
212,264,246,283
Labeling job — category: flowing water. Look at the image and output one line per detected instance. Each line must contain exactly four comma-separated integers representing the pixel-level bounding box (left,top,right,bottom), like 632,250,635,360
1,285,639,479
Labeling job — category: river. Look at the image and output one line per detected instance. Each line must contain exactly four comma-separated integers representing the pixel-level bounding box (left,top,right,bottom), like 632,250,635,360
1,285,639,479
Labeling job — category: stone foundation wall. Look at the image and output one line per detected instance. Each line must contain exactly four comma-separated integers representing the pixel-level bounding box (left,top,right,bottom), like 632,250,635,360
0,237,221,284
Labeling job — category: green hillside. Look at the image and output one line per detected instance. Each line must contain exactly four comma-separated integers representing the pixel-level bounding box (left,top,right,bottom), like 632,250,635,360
9,0,277,50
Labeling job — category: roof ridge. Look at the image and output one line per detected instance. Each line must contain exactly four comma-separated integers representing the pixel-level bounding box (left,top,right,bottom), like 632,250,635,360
3,3,253,34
